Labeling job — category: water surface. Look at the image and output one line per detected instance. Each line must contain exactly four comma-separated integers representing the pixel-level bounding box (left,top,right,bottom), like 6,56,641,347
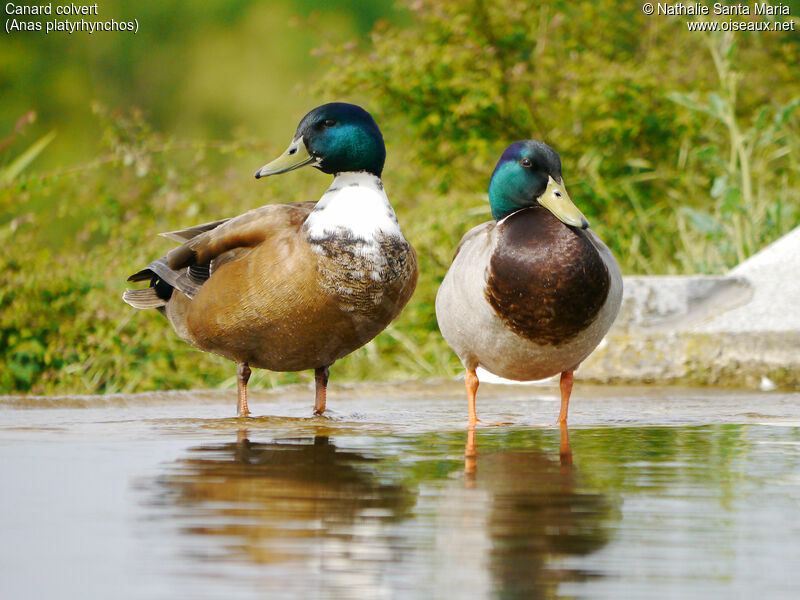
2,381,799,599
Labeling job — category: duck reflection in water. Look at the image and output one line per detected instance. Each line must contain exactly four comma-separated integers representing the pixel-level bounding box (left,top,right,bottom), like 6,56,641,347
465,422,573,477
158,432,415,568
155,429,614,598
454,424,616,599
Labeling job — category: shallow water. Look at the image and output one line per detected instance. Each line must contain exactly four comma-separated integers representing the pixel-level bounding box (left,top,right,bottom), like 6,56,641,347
2,381,800,599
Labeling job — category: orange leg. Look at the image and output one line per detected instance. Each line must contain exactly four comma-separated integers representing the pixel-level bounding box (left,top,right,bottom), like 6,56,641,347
466,368,480,427
464,424,477,483
236,362,251,418
559,421,573,466
557,370,574,425
314,366,330,416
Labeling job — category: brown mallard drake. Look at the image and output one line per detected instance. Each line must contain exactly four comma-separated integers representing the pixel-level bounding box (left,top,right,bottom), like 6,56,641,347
124,103,418,417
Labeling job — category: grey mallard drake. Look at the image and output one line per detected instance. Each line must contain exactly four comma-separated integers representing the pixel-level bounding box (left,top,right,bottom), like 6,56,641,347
435,141,622,426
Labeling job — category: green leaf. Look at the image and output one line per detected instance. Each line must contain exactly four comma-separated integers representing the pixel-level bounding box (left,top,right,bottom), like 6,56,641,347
710,175,728,199
667,91,701,112
774,98,800,127
752,106,770,132
721,187,742,215
1,130,56,183
681,206,721,236
708,93,726,119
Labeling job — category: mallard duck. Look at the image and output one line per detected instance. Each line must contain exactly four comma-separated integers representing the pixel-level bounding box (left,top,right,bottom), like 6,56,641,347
435,141,622,426
123,103,418,417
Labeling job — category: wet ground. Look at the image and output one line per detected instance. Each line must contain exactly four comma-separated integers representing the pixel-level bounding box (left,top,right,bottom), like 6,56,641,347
2,380,800,599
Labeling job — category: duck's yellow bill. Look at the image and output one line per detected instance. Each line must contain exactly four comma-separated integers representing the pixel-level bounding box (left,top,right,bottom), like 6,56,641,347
538,176,589,229
254,136,315,178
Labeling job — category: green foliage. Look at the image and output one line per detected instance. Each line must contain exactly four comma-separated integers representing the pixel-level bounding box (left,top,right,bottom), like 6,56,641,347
1,0,403,168
0,112,55,183
313,0,800,274
2,0,799,395
669,34,800,270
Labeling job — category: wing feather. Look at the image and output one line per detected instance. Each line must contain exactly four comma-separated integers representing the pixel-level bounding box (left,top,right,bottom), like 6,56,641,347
167,202,315,269
124,202,316,304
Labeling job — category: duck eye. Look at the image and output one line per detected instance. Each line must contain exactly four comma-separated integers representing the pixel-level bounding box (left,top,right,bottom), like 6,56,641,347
323,119,337,128
519,158,532,168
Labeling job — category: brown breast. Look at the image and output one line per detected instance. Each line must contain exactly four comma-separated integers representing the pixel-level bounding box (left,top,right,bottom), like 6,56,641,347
314,233,418,323
485,207,610,346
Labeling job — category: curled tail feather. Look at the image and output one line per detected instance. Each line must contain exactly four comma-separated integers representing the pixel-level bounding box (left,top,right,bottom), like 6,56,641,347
122,287,168,309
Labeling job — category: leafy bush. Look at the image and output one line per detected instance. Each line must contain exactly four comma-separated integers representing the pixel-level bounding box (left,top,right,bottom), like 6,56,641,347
2,0,798,394
313,0,800,273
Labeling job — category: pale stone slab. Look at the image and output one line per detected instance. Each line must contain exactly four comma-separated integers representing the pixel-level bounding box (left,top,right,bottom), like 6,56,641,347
582,227,800,389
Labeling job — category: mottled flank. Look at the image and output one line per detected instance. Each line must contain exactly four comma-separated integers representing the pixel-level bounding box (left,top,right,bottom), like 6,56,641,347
314,233,417,318
486,207,610,345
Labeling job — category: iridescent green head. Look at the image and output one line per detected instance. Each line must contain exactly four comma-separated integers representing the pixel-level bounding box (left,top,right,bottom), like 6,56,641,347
255,103,386,179
488,140,588,228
